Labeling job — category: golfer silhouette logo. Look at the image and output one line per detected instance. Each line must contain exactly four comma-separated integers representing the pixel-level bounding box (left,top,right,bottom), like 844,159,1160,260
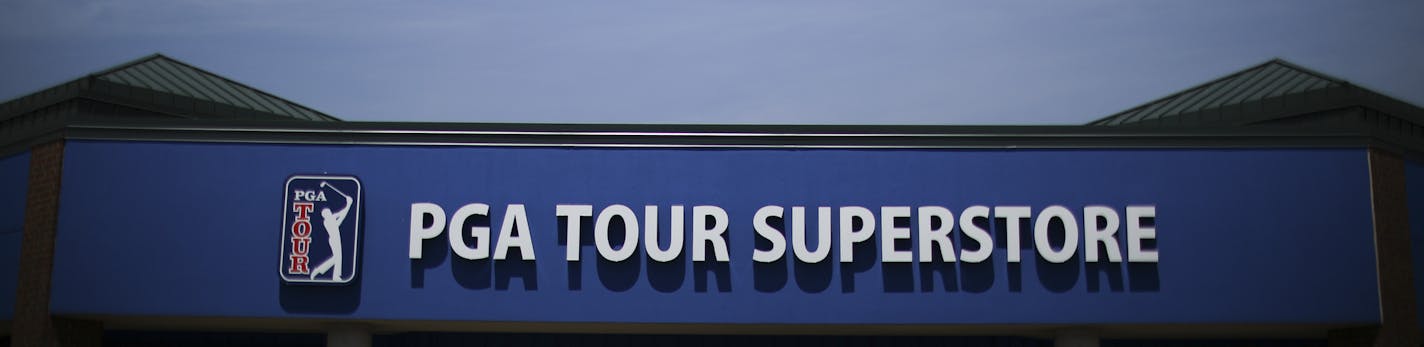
280,175,362,284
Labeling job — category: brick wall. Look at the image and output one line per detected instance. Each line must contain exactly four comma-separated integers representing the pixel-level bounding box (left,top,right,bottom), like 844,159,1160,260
1368,149,1420,346
10,141,101,347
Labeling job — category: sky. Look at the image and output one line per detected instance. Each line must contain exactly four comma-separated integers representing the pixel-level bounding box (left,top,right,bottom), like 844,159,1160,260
0,1,1421,125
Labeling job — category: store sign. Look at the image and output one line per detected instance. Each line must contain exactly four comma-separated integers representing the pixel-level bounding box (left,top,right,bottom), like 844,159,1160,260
51,141,1382,324
409,203,1159,265
279,175,362,284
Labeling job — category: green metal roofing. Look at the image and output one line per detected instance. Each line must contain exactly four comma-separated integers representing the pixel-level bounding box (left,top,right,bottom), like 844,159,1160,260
91,54,338,121
1090,59,1346,126
0,53,339,122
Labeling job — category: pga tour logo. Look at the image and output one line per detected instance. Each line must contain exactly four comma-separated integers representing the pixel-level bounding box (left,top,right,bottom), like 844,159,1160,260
280,175,362,284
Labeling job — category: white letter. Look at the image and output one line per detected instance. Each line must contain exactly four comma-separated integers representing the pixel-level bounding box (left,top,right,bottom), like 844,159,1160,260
409,203,446,259
693,206,730,262
917,206,955,262
595,204,639,262
1127,206,1158,263
995,206,1030,263
792,207,831,263
959,205,992,263
1034,205,1078,263
839,206,875,263
449,203,490,260
557,204,593,261
1083,205,1122,262
880,206,912,263
753,206,787,263
645,205,684,262
493,204,535,260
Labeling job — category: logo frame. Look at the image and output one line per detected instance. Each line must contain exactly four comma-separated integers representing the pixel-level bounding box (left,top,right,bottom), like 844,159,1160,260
278,174,363,285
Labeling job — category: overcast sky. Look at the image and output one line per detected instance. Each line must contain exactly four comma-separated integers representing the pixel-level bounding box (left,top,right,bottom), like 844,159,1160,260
1,1,1420,125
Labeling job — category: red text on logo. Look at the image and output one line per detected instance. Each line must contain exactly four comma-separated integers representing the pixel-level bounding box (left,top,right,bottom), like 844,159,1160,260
288,202,314,274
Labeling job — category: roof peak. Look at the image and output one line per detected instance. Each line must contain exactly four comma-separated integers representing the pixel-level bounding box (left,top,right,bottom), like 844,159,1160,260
88,53,340,121
1089,59,1349,126
88,53,171,77
3,53,340,122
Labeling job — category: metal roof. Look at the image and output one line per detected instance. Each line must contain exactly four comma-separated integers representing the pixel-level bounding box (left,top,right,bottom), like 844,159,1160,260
0,53,339,123
1090,59,1347,126
7,55,1424,160
90,54,338,121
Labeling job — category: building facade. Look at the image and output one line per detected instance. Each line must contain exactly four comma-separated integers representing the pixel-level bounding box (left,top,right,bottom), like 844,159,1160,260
2,55,1422,347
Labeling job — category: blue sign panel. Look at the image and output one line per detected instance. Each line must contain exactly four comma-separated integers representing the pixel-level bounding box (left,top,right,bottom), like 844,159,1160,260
279,175,362,284
50,141,1379,324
